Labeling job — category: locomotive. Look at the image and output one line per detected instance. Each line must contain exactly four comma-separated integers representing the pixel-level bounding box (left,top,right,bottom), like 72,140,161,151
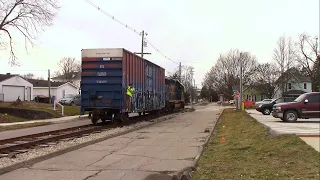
80,48,185,124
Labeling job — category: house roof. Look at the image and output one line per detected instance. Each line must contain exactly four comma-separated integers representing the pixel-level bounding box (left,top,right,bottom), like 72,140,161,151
0,73,20,82
27,79,66,87
51,72,81,80
276,68,311,83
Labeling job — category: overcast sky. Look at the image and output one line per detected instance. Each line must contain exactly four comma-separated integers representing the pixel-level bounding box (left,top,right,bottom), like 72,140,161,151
0,0,319,87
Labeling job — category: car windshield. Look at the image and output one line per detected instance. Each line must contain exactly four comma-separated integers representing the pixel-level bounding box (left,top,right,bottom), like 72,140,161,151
294,94,307,102
64,94,75,98
263,99,272,102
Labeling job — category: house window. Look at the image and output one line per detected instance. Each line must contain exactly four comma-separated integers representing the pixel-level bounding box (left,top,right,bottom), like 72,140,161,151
62,90,65,98
288,83,292,89
304,83,306,89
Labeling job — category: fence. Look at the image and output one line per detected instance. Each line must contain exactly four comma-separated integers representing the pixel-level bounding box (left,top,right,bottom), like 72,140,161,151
0,94,3,102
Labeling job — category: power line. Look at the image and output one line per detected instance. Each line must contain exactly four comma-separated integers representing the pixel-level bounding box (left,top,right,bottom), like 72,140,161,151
84,0,199,85
84,0,180,65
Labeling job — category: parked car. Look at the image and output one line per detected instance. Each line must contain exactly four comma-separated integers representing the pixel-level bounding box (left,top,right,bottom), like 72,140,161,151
243,99,255,108
272,92,320,122
255,99,273,107
73,94,81,106
256,97,295,115
59,94,77,106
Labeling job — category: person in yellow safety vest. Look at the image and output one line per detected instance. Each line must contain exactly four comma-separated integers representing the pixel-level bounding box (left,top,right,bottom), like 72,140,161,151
126,83,135,111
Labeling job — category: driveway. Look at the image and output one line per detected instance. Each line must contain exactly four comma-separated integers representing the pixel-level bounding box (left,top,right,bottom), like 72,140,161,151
246,109,320,152
246,109,320,136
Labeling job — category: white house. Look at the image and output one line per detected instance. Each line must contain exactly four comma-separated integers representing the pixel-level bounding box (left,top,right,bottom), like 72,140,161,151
0,73,33,102
28,79,79,102
51,72,81,89
273,68,312,99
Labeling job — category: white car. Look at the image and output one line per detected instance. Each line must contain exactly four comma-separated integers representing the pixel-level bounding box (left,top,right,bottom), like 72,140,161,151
255,99,273,107
229,100,235,105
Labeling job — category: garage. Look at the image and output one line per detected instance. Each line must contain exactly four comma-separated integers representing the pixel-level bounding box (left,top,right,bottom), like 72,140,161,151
3,85,25,102
0,74,33,102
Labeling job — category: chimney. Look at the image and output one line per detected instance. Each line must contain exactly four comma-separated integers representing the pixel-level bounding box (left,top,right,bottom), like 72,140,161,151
6,73,10,75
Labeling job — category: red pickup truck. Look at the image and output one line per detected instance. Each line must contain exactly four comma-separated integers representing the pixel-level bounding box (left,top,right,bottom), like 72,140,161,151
272,92,320,122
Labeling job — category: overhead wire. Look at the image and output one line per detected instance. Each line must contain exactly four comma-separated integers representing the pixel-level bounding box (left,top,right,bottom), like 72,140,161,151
84,0,201,84
84,0,181,66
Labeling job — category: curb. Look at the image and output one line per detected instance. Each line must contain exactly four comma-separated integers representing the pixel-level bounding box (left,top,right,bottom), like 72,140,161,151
244,111,283,137
0,111,192,176
171,108,225,180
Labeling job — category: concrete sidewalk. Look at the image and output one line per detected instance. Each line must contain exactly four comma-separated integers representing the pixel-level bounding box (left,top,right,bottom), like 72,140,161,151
0,104,224,180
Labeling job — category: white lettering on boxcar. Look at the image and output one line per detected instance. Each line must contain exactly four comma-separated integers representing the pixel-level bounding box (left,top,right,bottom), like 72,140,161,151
96,80,107,83
102,57,111,61
99,65,104,68
97,72,107,76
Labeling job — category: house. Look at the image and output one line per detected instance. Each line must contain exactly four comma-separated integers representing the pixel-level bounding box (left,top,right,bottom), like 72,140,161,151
273,68,312,99
232,85,267,102
51,72,81,89
0,73,33,102
28,79,79,102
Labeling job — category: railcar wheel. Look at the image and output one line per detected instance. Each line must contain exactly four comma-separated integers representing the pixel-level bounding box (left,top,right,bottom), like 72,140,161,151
91,110,99,125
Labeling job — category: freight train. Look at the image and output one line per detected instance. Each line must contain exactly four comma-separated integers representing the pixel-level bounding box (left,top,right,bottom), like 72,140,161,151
80,48,185,125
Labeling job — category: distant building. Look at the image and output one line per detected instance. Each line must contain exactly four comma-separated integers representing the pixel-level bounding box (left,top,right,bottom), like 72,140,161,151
28,79,79,102
273,68,312,99
51,72,81,90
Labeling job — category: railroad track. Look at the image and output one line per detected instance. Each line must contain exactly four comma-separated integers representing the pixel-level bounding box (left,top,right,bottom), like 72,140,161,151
0,108,190,158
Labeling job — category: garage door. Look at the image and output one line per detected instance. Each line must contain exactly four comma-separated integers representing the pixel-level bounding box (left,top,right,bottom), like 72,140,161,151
2,86,25,102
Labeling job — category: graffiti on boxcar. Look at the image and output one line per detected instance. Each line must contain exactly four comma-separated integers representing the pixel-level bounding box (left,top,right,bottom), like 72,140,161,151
128,89,164,112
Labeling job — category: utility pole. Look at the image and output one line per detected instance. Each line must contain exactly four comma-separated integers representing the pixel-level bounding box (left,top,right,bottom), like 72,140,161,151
239,52,243,110
141,30,145,59
48,69,51,104
194,79,196,103
190,68,194,108
134,30,151,58
178,62,182,81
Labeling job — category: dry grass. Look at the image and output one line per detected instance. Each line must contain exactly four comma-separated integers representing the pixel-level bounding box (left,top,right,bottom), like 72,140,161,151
0,122,51,132
0,102,81,122
0,113,26,123
192,109,320,180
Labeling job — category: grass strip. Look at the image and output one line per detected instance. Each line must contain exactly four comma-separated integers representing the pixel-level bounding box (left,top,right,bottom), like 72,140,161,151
192,108,320,180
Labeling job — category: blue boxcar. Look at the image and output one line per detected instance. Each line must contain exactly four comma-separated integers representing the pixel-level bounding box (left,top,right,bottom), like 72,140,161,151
80,48,166,124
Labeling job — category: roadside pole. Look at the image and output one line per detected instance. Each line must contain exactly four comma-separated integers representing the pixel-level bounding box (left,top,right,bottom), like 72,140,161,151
239,52,243,111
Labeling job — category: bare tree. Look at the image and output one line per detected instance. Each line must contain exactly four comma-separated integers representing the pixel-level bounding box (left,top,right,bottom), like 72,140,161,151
54,57,81,82
0,0,60,66
296,33,319,91
22,72,34,79
252,63,280,98
273,35,297,96
202,49,258,99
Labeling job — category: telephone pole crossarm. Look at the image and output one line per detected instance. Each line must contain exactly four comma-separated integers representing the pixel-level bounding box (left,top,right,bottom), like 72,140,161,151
135,30,151,58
